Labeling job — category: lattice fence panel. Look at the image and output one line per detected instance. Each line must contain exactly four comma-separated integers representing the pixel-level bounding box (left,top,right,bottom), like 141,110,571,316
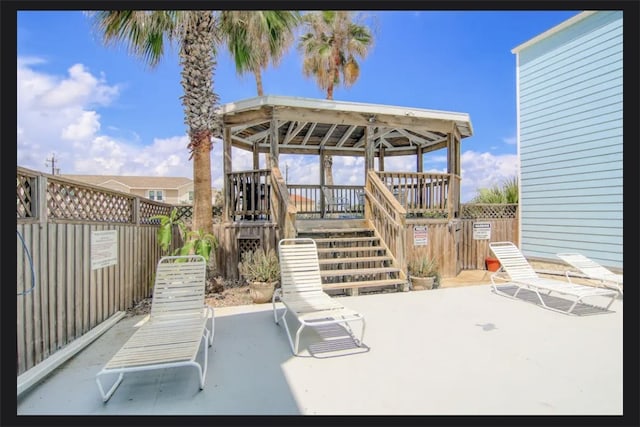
170,205,223,224
47,179,134,222
139,200,173,225
174,205,193,221
460,203,518,219
17,173,35,219
238,238,261,261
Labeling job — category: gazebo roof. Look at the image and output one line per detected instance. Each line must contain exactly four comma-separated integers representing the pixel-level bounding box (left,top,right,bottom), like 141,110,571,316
219,95,473,157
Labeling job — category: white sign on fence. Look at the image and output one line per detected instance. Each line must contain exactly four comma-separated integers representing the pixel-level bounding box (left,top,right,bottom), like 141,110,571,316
473,222,491,240
413,226,428,246
91,230,118,270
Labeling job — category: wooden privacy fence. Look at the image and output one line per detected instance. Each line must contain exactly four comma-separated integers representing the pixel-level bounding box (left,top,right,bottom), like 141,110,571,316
404,203,519,277
16,167,180,375
458,203,519,269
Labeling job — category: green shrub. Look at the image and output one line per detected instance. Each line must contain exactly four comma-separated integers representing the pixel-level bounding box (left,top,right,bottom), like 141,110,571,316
238,248,280,283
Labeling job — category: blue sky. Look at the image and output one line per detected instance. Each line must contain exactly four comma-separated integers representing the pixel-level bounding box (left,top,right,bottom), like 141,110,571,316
16,10,580,201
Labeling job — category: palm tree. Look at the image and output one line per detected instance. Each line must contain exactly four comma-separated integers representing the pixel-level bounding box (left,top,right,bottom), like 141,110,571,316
298,11,373,186
220,11,300,97
89,11,221,234
220,11,300,167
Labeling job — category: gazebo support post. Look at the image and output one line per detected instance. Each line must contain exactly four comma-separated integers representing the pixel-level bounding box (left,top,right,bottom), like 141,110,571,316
269,118,279,168
319,148,326,217
223,126,232,222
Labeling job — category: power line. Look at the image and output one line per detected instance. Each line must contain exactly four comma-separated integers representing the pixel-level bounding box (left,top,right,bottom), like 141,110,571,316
45,153,60,175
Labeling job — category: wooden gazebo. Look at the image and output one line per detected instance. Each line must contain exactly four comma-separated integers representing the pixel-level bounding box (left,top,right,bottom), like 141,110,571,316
218,95,473,287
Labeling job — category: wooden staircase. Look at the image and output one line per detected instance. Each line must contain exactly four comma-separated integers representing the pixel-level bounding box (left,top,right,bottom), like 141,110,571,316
296,219,408,295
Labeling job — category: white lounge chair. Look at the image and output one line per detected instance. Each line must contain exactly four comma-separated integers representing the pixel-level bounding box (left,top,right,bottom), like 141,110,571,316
322,186,349,216
557,252,623,295
489,242,617,315
96,255,214,402
273,238,366,355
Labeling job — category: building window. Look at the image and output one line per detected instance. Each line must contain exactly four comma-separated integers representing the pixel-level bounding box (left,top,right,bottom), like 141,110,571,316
188,191,194,202
149,190,163,201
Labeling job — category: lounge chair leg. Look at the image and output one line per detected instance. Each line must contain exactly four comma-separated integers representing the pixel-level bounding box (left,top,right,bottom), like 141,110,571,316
199,332,208,389
294,324,305,355
280,310,300,355
567,299,579,314
207,307,215,346
533,290,547,309
358,319,366,346
96,372,124,403
272,290,282,324
606,295,616,310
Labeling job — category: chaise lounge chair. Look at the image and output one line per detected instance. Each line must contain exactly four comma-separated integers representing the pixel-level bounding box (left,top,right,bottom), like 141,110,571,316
96,255,214,402
322,186,349,217
556,252,623,295
489,242,617,315
273,238,366,355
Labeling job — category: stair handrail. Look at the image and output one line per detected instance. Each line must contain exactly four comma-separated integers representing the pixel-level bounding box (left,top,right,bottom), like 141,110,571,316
364,171,407,273
270,166,297,239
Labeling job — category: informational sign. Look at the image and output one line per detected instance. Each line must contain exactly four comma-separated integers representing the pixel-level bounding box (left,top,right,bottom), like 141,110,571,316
91,230,118,270
473,222,491,240
413,226,428,246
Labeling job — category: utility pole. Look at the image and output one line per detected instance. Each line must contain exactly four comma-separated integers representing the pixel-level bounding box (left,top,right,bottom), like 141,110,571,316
45,153,60,175
285,162,289,184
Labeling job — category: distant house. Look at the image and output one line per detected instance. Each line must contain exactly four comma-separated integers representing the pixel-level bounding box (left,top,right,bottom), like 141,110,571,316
61,174,220,205
512,11,623,269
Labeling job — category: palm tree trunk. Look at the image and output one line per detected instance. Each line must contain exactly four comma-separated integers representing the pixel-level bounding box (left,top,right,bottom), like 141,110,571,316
192,130,213,234
324,155,334,187
255,70,264,97
254,69,271,167
325,81,335,186
180,11,218,236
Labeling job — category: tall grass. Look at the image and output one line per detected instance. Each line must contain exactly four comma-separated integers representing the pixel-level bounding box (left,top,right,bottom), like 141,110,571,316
470,176,518,203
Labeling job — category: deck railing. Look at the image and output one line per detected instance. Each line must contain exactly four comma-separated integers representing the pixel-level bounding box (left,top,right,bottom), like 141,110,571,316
270,167,297,239
364,171,407,274
226,170,460,222
376,171,460,218
226,169,271,221
287,184,364,218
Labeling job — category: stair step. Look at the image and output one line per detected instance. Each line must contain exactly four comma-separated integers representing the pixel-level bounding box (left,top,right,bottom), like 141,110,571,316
320,267,401,277
323,278,408,290
301,227,373,234
318,255,392,265
312,236,378,244
317,246,385,254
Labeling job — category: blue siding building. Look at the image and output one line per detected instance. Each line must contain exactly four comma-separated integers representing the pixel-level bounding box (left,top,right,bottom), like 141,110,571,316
512,11,623,270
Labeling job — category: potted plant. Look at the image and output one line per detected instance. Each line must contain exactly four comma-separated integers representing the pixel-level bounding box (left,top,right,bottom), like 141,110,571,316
485,256,501,272
238,248,280,303
407,256,440,290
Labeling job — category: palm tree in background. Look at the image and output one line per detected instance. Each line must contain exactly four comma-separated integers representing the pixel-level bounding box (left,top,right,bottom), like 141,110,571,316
89,11,221,234
220,11,301,98
220,10,301,167
298,10,373,186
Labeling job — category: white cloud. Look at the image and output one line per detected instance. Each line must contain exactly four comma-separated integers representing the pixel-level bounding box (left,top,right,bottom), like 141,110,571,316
502,136,517,145
460,150,518,202
61,111,101,141
40,64,119,108
17,58,197,180
17,58,518,204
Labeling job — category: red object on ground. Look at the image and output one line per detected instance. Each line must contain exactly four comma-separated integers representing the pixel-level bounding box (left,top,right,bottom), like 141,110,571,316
486,257,501,272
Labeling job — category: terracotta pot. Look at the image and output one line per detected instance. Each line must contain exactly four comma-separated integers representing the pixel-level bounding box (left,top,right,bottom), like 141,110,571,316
410,275,435,290
485,257,501,272
249,281,277,304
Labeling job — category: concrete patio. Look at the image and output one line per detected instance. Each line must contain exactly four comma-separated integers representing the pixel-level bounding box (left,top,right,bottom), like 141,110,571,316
16,282,623,416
